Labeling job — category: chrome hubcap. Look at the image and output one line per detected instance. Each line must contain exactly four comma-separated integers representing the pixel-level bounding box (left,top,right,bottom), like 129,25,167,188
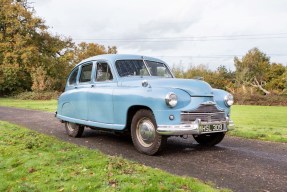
136,118,156,147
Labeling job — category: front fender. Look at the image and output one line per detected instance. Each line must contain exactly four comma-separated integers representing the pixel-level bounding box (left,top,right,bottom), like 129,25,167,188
113,87,191,126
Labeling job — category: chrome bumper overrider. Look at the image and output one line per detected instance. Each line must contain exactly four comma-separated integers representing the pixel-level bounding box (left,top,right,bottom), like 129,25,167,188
157,118,234,135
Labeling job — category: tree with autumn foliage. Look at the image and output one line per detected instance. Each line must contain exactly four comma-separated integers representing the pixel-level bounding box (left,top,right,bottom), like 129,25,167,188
70,42,117,66
172,48,286,97
0,0,73,94
172,64,235,91
234,48,286,95
0,0,117,95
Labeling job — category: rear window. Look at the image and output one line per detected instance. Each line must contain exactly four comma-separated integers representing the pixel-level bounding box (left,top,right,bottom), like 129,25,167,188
68,67,79,85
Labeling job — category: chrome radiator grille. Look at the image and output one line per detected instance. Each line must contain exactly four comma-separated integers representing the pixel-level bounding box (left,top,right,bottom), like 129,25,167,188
181,104,226,123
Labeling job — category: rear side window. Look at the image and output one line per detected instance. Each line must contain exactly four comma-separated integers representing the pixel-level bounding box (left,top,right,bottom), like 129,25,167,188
79,64,93,83
96,63,113,82
69,67,79,85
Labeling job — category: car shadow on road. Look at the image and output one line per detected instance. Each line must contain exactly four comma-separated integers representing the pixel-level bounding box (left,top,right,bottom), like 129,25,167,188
159,136,226,155
80,129,226,156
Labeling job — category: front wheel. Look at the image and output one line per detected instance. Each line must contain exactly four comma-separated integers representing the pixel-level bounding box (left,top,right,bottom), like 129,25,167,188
65,122,84,138
193,132,225,146
131,109,166,155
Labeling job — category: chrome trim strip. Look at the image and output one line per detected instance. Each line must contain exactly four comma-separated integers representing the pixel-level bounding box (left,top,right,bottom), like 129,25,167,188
56,114,125,130
201,101,216,105
181,111,226,123
181,112,225,115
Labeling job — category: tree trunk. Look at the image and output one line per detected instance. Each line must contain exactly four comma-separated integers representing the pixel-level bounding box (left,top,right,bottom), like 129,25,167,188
250,77,270,95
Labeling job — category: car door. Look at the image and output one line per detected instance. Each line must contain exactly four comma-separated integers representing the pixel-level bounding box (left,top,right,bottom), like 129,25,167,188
74,62,94,120
87,61,116,125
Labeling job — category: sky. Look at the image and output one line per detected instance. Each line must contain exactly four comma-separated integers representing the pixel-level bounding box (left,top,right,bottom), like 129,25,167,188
32,0,287,70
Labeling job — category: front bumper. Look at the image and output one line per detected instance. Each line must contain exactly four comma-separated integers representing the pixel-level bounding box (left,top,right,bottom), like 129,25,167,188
157,118,234,135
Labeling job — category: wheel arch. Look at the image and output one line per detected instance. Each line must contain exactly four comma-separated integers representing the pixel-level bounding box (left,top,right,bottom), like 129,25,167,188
125,105,153,131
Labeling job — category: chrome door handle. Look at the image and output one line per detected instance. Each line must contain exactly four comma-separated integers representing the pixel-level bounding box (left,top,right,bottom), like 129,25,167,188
91,84,95,88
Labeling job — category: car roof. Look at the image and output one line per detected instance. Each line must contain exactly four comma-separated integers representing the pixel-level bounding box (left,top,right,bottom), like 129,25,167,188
77,54,166,66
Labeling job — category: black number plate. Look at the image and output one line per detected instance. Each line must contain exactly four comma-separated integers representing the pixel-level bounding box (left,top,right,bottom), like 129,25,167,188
200,124,224,133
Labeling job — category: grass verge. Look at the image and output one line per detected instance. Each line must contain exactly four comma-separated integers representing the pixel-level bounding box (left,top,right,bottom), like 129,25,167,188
0,98,57,112
230,105,287,143
0,121,225,192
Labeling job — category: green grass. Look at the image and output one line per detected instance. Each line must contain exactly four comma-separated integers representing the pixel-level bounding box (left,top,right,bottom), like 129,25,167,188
230,105,287,143
0,121,224,192
0,98,57,112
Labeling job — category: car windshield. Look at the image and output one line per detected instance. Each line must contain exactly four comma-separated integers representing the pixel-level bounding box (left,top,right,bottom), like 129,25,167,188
115,60,173,78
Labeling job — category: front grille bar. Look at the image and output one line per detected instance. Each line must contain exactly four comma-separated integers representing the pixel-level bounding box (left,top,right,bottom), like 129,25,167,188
181,103,226,123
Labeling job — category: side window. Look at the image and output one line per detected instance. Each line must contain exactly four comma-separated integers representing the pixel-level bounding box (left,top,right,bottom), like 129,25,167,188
145,61,173,78
95,63,113,82
79,64,93,83
115,60,148,77
69,67,79,85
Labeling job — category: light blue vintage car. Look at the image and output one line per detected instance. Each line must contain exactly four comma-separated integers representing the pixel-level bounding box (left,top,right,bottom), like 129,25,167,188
56,54,234,155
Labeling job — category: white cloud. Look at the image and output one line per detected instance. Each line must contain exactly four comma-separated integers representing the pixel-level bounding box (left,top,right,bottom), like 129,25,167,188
32,0,287,70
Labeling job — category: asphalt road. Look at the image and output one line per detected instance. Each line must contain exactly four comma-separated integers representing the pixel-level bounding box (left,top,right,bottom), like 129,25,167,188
0,106,286,192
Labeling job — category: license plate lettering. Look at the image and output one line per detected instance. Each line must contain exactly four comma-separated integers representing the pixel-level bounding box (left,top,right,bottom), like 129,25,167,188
213,124,223,131
201,125,211,132
200,124,224,132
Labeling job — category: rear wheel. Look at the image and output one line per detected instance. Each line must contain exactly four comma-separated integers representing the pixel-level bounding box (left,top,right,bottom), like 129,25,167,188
65,122,84,138
131,109,166,155
193,132,225,146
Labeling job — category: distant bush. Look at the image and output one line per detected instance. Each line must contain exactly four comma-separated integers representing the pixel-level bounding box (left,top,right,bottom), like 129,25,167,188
235,93,287,106
13,91,61,100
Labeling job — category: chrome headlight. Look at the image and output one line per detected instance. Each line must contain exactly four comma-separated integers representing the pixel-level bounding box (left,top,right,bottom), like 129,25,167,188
224,93,234,107
165,92,178,107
